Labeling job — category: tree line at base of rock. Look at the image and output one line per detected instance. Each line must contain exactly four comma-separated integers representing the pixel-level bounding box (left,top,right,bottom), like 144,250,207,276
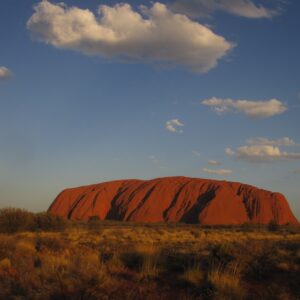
0,208,292,234
0,208,67,233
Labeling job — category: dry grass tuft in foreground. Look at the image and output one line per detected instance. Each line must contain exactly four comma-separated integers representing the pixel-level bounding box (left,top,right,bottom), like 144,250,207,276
208,261,244,299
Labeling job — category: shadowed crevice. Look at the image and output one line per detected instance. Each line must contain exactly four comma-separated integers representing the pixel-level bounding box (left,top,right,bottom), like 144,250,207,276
125,185,157,221
180,189,216,224
67,194,87,219
163,181,191,221
106,181,150,220
79,192,101,219
105,186,132,220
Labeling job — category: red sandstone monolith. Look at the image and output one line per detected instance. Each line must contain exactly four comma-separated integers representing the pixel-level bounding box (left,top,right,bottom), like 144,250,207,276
48,177,299,225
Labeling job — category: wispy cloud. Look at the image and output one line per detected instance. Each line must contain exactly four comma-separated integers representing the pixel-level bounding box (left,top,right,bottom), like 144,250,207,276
0,66,12,80
192,150,201,157
226,137,300,162
170,0,279,19
208,160,221,166
166,119,184,133
202,167,233,175
202,97,287,119
225,148,235,156
149,155,167,169
27,1,233,72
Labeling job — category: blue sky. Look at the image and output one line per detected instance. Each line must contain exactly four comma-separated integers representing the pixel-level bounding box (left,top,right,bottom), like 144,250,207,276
0,0,299,219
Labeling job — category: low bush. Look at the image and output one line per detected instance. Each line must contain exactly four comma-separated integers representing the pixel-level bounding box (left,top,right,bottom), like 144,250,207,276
0,208,35,233
34,212,67,232
0,209,68,233
268,220,279,232
88,215,102,231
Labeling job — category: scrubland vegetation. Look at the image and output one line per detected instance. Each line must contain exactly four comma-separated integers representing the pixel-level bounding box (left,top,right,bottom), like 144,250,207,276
0,208,299,299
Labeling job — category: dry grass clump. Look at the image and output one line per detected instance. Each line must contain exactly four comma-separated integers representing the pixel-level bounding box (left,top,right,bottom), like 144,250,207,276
182,263,205,286
136,244,161,280
115,243,161,280
35,234,67,252
0,242,108,299
208,261,245,299
0,258,13,274
0,235,15,259
15,239,36,256
106,251,126,273
39,249,107,298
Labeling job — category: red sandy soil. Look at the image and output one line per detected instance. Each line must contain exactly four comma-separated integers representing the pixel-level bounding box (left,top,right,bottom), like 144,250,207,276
48,176,299,225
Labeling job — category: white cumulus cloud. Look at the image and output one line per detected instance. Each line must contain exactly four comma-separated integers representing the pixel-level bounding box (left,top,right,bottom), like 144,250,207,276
246,137,296,147
202,97,287,119
27,1,233,72
202,167,233,175
170,0,278,19
166,119,184,133
0,66,12,80
226,143,300,163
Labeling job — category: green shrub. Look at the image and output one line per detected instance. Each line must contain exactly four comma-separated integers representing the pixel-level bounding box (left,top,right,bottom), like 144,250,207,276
0,208,35,233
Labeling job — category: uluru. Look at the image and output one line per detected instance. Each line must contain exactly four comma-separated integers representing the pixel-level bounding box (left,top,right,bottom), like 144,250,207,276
48,177,299,225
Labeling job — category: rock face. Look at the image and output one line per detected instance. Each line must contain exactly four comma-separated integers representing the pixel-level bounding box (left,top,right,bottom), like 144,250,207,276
48,177,299,225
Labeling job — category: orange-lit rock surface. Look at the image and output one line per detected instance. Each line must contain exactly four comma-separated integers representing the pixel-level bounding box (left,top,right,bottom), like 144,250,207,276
48,177,299,225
